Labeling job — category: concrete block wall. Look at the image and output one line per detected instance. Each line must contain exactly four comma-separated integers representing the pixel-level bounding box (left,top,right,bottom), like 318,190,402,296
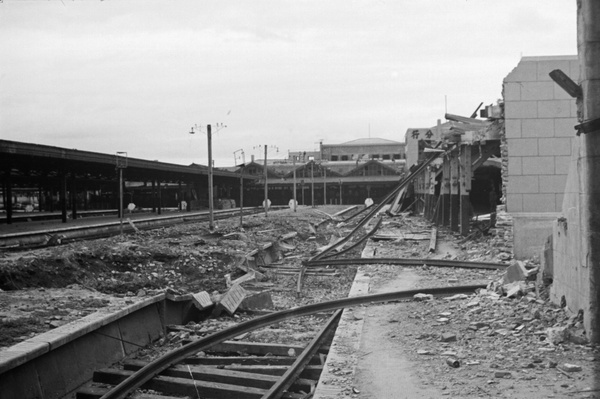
503,55,579,215
502,56,579,259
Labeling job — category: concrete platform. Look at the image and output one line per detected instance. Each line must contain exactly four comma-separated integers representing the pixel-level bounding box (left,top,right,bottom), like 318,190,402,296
0,293,198,399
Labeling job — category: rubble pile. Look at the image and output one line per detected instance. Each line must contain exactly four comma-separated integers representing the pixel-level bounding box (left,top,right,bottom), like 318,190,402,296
398,282,599,397
0,206,359,348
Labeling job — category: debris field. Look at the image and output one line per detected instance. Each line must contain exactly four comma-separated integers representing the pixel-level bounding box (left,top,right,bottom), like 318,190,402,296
0,205,599,398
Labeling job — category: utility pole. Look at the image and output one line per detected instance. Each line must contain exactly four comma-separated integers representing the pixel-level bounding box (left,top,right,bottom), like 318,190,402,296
292,155,297,212
264,144,269,217
234,149,245,228
116,152,127,235
311,161,315,208
207,124,214,230
323,164,327,205
190,123,226,232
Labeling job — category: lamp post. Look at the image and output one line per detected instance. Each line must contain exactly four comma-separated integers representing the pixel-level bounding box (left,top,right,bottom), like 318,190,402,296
292,155,297,212
323,163,327,205
234,149,245,228
311,161,315,208
254,144,278,217
264,144,268,216
190,123,226,232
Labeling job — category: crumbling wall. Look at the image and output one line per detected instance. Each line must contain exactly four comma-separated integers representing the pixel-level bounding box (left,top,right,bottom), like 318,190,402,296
551,134,590,326
502,55,579,258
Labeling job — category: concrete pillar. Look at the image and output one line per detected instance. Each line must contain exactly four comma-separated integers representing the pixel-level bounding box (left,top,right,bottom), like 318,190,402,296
60,173,68,223
3,166,13,224
441,157,451,226
157,180,162,215
151,180,157,213
579,0,600,342
459,145,472,236
70,178,77,220
449,150,460,232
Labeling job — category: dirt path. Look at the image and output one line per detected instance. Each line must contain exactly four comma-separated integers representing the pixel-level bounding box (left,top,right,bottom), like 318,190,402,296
354,268,441,399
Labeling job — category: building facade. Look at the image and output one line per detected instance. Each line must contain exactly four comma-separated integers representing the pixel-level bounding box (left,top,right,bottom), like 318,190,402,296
502,55,579,258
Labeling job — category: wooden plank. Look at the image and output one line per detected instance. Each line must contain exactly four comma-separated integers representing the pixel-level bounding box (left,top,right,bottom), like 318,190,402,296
429,228,437,253
92,368,273,399
207,341,329,357
76,385,183,399
223,364,324,380
183,355,323,366
122,360,316,392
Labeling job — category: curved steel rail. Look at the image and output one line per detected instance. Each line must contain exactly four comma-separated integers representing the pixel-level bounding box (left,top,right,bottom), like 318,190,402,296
305,257,507,270
100,283,485,399
263,309,342,399
310,149,448,262
320,217,383,259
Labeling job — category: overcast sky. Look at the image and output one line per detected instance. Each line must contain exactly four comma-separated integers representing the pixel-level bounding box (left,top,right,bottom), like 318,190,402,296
0,0,577,167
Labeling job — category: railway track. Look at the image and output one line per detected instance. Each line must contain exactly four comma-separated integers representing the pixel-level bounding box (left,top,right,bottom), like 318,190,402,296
72,284,484,399
0,206,281,249
1,151,504,399
77,310,342,399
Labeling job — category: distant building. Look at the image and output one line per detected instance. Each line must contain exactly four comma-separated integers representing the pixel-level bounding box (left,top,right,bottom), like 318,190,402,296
321,138,405,162
225,137,407,206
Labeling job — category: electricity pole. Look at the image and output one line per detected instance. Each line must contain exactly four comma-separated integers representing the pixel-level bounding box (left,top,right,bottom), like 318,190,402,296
264,144,269,217
116,152,127,235
234,149,245,228
323,164,327,205
292,155,297,212
207,124,214,230
311,161,315,208
190,123,226,232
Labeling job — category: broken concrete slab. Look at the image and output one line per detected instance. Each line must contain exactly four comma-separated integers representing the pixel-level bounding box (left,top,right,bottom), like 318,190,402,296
502,261,527,284
414,293,434,301
445,294,469,301
191,291,213,310
546,326,570,345
504,282,522,298
440,333,457,342
239,290,274,311
560,363,582,372
212,284,247,317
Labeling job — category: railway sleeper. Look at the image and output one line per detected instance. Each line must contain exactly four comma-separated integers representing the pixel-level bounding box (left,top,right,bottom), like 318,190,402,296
179,340,330,357
182,355,324,366
78,368,306,398
123,360,317,392
77,338,330,398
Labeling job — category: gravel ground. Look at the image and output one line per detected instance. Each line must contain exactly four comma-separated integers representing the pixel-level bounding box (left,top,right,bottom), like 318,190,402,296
2,205,598,398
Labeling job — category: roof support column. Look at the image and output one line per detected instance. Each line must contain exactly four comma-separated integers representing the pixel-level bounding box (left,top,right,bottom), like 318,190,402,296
157,180,162,215
151,180,156,213
459,144,472,236
449,149,460,232
3,165,13,224
70,177,78,220
60,172,68,223
441,157,451,226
